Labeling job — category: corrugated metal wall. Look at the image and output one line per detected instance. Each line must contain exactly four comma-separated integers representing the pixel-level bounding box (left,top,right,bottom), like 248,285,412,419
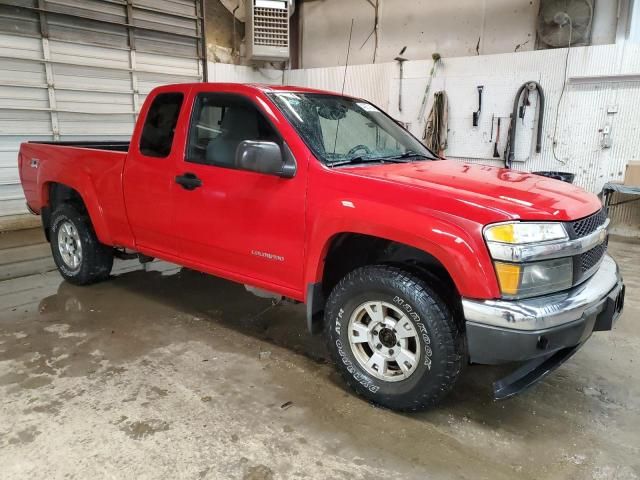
387,44,640,236
389,44,640,192
208,62,284,84
0,0,203,218
225,44,639,236
208,62,393,107
285,63,393,109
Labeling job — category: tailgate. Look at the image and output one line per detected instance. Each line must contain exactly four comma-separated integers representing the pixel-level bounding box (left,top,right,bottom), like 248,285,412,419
18,144,39,212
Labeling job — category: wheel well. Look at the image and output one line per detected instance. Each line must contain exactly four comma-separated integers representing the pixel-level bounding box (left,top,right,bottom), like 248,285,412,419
318,233,463,328
42,183,88,241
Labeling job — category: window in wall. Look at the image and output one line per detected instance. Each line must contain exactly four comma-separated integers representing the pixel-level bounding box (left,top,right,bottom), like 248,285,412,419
139,92,184,158
187,93,279,167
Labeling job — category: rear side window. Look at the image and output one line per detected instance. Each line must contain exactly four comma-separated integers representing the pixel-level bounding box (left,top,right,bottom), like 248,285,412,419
139,92,184,158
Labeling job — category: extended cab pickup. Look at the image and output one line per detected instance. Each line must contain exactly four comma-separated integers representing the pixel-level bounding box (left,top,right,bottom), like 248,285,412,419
18,83,625,410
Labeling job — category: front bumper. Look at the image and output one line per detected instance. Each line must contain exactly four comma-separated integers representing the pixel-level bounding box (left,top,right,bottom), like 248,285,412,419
462,254,625,398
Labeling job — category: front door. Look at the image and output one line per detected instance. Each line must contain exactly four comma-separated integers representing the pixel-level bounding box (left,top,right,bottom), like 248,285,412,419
173,92,306,294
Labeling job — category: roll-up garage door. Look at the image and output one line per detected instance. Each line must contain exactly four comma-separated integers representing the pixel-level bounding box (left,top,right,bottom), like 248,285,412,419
0,0,204,219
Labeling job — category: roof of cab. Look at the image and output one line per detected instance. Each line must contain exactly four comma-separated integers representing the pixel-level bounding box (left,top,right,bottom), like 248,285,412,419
158,82,347,97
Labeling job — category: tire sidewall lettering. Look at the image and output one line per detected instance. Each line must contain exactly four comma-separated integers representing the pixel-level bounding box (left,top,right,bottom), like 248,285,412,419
335,338,380,393
393,295,432,369
334,308,343,335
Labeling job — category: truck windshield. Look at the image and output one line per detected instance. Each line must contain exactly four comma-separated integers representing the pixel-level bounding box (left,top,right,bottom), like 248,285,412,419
268,92,437,166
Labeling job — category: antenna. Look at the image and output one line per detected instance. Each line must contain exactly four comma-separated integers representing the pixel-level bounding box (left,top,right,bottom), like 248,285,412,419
333,18,354,154
341,19,354,94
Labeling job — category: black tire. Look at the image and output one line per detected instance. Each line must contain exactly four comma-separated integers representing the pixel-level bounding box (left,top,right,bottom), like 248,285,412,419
325,265,463,411
49,203,114,285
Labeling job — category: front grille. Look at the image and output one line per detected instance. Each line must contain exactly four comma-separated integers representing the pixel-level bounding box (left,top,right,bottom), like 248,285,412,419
567,209,607,238
579,241,607,274
565,209,609,286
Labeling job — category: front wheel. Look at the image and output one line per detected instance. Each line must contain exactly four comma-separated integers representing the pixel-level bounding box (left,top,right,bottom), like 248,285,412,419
50,204,114,285
325,265,463,411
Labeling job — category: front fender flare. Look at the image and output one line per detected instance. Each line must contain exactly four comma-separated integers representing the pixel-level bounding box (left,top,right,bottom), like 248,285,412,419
304,221,499,302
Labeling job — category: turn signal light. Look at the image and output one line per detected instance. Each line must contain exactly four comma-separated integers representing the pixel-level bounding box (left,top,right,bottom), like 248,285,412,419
494,262,522,296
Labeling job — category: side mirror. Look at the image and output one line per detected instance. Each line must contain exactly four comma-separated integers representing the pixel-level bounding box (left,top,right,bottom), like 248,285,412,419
235,140,296,178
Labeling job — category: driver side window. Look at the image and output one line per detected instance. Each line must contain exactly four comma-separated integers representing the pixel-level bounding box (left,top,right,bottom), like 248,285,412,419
186,93,279,168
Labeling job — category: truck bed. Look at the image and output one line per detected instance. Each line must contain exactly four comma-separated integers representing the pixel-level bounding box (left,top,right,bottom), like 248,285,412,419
19,141,132,248
29,140,130,152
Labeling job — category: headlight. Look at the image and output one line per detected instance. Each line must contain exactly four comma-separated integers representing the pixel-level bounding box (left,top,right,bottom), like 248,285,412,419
484,222,569,263
494,258,573,299
484,222,568,244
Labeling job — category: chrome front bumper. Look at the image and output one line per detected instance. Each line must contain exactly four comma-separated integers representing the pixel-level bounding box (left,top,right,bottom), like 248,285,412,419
463,254,622,331
462,254,625,365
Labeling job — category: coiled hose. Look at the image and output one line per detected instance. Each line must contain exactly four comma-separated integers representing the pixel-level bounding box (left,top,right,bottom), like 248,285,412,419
504,81,544,168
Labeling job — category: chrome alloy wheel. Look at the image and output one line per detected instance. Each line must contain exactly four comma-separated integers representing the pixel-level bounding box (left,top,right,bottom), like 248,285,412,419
348,301,421,382
57,220,82,270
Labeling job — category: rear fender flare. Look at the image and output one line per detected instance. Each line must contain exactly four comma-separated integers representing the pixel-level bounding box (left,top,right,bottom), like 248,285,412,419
41,174,113,246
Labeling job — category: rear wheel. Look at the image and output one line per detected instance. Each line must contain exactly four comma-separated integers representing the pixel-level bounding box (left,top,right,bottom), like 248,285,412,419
325,265,463,411
50,204,113,285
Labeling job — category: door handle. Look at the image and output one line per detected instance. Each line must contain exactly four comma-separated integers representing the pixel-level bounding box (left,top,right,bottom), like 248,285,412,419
175,172,202,190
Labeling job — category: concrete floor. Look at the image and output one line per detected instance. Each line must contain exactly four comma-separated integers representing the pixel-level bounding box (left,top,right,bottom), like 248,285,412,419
0,230,639,480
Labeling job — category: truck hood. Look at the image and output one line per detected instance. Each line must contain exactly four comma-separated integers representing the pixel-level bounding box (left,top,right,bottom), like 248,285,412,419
344,160,601,221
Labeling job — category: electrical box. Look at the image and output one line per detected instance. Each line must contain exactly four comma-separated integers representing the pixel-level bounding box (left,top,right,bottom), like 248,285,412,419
246,0,290,62
625,161,640,186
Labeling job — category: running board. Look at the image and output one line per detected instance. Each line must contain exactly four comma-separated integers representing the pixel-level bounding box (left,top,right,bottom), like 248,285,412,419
113,249,154,263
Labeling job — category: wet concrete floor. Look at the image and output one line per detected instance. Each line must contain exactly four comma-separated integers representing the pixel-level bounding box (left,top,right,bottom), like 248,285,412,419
0,230,639,479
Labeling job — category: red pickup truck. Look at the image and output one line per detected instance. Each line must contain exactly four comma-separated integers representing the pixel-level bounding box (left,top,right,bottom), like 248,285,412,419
18,83,625,411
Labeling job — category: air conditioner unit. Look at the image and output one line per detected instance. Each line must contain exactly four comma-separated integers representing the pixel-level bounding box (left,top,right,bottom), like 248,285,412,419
246,0,290,61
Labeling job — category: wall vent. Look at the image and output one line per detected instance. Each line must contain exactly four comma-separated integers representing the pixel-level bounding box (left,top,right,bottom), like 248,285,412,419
536,0,594,48
247,0,290,61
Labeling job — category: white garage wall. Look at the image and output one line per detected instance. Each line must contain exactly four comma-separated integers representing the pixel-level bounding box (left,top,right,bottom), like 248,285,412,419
384,43,640,236
285,62,393,110
298,0,542,67
278,44,639,195
297,0,626,68
388,44,640,191
208,62,284,84
0,0,203,221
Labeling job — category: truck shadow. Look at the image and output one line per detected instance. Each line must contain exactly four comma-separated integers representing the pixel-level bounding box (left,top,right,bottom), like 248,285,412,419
39,264,328,363
37,263,560,421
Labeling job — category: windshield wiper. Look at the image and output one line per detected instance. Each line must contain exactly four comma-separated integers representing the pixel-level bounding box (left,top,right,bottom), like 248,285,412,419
328,155,410,167
381,150,432,160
